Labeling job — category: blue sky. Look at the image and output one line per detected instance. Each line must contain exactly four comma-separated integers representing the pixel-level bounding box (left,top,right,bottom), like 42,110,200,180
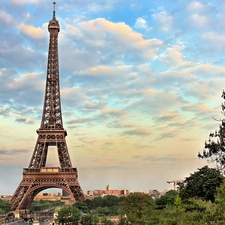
0,0,224,195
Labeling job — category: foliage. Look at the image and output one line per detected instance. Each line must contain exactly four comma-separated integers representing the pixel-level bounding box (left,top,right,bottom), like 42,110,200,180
174,195,184,212
57,206,80,225
80,214,99,225
119,192,155,223
48,178,225,225
203,181,225,223
0,199,10,214
100,216,114,225
117,217,128,225
74,195,123,216
183,198,211,213
92,206,110,216
142,182,225,224
198,90,225,173
92,195,122,209
53,186,225,225
132,199,219,225
155,190,178,209
178,166,223,202
0,209,5,214
73,201,89,214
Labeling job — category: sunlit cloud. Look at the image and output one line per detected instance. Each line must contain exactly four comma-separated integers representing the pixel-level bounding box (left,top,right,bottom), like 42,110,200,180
0,0,224,195
18,23,46,39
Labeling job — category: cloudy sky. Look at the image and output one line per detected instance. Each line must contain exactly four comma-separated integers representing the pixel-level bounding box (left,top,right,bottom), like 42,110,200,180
1,0,225,195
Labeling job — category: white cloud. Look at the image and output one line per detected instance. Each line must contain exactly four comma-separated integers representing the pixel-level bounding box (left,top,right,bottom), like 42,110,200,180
11,0,38,4
187,1,213,13
201,32,225,52
152,10,173,32
190,14,210,29
60,18,163,74
60,0,116,13
87,1,114,12
134,17,152,31
188,1,206,12
0,10,17,27
85,18,164,58
186,1,214,30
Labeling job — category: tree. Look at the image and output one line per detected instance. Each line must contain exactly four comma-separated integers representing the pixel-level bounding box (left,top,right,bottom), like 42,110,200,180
203,180,225,223
80,214,99,225
74,195,122,216
119,192,155,223
198,90,225,173
57,206,80,225
92,207,110,216
0,199,10,214
155,190,178,209
101,216,114,225
73,201,89,214
178,166,223,202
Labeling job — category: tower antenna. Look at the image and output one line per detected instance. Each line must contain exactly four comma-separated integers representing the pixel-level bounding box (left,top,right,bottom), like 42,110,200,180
53,2,56,18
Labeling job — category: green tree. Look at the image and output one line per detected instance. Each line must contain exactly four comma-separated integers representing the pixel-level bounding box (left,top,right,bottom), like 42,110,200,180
0,199,10,214
73,201,89,214
57,206,80,225
92,197,104,208
74,195,122,216
92,207,110,216
178,166,223,202
198,90,225,173
80,214,99,225
0,208,5,214
101,216,114,225
174,195,184,212
202,180,225,223
155,190,178,209
119,192,155,223
102,195,121,207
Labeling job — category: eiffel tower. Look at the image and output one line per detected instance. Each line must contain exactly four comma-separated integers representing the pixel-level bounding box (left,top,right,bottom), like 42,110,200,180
10,3,85,212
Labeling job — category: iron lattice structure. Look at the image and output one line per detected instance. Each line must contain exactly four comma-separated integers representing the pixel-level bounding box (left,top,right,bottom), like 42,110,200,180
10,4,85,212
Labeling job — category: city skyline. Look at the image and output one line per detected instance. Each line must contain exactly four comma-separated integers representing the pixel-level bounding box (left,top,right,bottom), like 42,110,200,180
0,0,223,195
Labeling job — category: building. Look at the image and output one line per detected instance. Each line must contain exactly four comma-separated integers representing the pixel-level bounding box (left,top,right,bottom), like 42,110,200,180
34,193,61,201
87,185,129,197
